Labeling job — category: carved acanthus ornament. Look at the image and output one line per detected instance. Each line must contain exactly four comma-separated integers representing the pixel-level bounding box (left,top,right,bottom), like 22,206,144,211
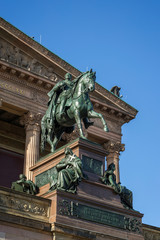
104,141,125,183
104,141,125,154
20,112,42,132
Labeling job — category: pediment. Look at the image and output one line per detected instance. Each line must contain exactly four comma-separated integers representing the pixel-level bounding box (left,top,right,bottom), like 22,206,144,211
0,17,80,79
0,36,60,82
0,17,137,118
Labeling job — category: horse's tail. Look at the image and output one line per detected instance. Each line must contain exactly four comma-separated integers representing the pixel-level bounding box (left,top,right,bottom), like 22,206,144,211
41,117,47,152
41,134,46,152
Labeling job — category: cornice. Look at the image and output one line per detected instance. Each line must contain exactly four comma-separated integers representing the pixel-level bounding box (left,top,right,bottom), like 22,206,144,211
95,83,138,117
0,60,54,92
92,99,134,124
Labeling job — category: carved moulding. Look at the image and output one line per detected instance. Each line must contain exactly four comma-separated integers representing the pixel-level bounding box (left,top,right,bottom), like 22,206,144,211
0,68,49,109
95,83,138,117
92,101,132,127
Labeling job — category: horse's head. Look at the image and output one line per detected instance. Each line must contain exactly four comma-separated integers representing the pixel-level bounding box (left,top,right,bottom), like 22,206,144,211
82,69,96,92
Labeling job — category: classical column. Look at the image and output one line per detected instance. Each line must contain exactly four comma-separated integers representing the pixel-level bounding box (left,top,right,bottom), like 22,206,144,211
104,141,125,183
21,112,42,180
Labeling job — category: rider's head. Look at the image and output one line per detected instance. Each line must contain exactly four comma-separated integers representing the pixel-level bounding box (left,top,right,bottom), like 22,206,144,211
19,174,27,181
65,73,72,81
65,147,73,156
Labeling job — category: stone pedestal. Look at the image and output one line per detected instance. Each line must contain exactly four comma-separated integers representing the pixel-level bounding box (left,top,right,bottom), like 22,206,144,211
30,139,144,240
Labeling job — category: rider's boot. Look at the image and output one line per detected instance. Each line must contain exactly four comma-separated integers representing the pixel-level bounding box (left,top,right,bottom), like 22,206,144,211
59,100,66,117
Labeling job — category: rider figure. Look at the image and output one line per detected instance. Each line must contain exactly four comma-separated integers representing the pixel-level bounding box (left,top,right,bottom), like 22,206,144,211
47,72,74,118
47,71,93,125
57,73,73,117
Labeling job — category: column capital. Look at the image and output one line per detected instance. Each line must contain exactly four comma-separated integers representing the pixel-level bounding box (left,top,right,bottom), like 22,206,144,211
104,141,125,154
20,112,42,132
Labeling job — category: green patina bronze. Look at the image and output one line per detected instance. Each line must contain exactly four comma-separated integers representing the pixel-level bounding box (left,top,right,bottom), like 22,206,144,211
41,69,109,152
101,163,133,209
11,174,39,195
35,167,57,188
58,200,141,233
49,147,87,193
82,155,103,176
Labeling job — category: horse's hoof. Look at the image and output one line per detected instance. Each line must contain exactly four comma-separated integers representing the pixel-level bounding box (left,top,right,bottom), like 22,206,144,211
104,126,109,132
51,147,55,153
81,136,87,140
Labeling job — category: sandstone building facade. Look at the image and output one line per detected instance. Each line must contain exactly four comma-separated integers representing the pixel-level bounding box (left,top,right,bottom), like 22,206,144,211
0,17,159,240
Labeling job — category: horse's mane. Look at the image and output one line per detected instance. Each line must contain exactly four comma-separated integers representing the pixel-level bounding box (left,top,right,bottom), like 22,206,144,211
71,71,88,95
71,70,95,96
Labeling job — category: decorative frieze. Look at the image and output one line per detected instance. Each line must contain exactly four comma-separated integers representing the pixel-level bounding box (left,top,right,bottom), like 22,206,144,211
0,195,48,216
58,200,142,234
0,37,59,82
0,189,50,219
0,18,80,77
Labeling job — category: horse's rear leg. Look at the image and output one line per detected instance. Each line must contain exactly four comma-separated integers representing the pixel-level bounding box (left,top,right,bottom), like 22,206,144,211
87,110,109,132
47,128,54,152
51,128,64,152
41,118,47,152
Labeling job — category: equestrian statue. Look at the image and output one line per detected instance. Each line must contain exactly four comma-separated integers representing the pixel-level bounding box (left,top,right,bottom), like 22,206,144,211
41,69,109,152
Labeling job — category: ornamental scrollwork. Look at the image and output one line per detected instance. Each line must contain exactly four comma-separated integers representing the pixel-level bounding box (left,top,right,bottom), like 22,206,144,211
0,195,48,217
124,217,142,233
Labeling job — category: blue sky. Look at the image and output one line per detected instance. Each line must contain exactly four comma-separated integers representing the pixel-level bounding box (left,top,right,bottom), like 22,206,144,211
1,0,160,228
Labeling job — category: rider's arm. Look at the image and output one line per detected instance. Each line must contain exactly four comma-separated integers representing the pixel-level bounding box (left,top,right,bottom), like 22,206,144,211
47,81,64,98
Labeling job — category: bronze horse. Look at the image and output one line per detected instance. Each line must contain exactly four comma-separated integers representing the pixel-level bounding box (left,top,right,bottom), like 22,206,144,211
41,70,109,152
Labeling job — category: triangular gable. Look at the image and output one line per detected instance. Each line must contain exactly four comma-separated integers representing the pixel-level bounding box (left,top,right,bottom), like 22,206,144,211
0,17,137,118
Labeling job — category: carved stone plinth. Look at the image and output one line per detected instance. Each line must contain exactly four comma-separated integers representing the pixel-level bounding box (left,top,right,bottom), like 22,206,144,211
30,139,144,240
31,138,106,195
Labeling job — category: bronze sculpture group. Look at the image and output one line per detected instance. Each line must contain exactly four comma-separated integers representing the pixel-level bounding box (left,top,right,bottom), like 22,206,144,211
11,69,133,212
41,69,109,153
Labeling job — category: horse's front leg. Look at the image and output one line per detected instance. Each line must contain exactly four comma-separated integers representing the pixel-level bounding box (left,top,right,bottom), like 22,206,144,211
87,110,109,132
75,110,87,139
